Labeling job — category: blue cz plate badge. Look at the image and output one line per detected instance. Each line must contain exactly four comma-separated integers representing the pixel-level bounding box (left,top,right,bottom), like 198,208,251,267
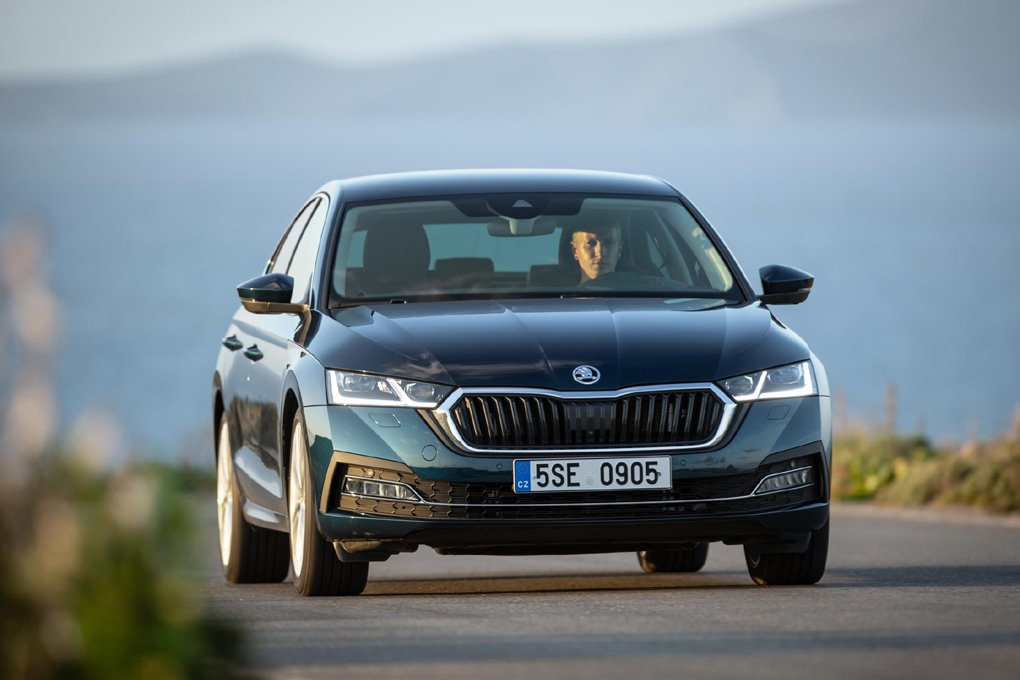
513,457,671,494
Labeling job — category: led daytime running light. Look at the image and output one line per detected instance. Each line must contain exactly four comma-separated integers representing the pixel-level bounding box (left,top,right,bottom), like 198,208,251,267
753,467,814,495
326,370,451,408
719,361,816,402
342,476,423,502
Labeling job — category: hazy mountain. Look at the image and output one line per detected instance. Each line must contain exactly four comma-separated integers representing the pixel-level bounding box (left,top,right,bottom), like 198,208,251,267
1,0,1017,126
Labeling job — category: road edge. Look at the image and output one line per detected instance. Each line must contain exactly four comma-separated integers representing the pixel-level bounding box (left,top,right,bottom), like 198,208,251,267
832,500,1020,528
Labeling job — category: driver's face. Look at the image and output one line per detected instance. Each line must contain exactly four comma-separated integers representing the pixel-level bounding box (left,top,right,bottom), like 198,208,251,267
572,227,622,282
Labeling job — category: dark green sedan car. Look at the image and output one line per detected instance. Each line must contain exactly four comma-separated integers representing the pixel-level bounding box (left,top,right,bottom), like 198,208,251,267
213,170,831,596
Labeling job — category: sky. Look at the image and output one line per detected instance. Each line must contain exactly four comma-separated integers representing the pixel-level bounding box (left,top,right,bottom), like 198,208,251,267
0,0,846,81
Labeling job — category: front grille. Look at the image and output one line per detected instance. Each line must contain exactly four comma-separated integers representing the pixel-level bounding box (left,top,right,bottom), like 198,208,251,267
335,454,821,521
447,390,725,449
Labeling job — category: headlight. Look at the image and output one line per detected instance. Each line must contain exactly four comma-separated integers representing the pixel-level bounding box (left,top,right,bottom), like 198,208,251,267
719,361,816,402
326,370,452,408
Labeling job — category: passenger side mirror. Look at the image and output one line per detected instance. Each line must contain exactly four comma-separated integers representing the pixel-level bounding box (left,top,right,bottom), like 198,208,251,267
237,273,308,314
758,265,814,305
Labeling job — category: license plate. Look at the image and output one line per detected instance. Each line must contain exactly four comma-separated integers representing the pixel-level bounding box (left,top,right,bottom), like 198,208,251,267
513,457,671,493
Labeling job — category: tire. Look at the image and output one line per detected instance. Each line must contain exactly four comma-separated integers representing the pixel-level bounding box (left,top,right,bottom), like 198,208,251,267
288,414,369,596
637,543,710,573
744,515,829,586
216,415,290,584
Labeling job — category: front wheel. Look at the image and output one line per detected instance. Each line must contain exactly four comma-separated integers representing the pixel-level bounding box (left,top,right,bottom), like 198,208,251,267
288,414,368,596
637,543,709,573
744,515,829,586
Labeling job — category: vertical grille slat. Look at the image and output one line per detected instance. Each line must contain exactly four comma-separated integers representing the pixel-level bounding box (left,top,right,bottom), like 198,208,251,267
682,392,693,440
694,393,708,439
521,397,536,446
705,399,719,440
492,397,507,446
449,389,725,449
657,394,671,442
667,394,681,439
549,401,562,445
478,398,493,443
632,397,643,443
506,397,522,446
465,398,483,443
533,397,547,446
644,396,656,443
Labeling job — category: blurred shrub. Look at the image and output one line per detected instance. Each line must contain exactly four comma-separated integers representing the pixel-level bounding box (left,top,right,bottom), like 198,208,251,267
830,431,937,499
0,221,242,678
0,455,241,679
877,436,1020,513
832,427,1020,513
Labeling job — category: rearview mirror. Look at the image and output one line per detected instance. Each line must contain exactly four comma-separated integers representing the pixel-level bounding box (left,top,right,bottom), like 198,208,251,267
237,273,308,314
486,216,557,237
758,265,814,305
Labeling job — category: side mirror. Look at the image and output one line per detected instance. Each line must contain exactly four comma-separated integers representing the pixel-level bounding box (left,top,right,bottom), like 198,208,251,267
237,273,308,315
758,264,814,305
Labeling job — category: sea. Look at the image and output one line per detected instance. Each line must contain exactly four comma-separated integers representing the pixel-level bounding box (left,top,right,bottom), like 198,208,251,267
1,118,1017,457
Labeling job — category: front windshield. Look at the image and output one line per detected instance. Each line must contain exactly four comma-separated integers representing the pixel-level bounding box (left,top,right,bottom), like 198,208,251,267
331,194,741,304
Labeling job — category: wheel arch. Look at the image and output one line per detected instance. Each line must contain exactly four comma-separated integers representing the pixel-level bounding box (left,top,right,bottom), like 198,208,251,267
280,372,303,486
212,371,225,462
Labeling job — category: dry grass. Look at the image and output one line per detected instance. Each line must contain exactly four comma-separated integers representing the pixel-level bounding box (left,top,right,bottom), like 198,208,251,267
832,426,1020,513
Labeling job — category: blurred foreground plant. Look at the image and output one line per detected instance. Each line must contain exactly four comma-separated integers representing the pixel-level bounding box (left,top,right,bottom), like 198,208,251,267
0,221,241,679
0,457,241,679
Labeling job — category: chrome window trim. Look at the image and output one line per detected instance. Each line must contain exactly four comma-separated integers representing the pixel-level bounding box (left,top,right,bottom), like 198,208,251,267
431,383,737,454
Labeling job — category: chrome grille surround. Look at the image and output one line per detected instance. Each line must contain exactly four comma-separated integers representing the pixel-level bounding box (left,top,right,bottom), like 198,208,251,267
432,383,737,454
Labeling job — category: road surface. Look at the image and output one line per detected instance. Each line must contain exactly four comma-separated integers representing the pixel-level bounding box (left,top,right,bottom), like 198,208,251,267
200,504,1020,679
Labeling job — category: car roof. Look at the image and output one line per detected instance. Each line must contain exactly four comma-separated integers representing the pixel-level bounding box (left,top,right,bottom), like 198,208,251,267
331,169,679,203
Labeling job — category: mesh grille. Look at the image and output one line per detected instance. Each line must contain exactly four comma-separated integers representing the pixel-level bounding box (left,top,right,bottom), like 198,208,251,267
448,390,725,449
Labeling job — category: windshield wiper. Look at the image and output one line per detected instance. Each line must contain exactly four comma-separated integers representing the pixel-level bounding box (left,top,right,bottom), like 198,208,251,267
329,298,407,309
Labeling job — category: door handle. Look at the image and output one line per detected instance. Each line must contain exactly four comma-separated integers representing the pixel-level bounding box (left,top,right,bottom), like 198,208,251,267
243,345,264,362
222,335,243,351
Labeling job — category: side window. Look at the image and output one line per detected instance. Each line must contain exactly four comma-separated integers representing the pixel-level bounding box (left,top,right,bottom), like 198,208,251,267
268,199,318,274
287,198,330,303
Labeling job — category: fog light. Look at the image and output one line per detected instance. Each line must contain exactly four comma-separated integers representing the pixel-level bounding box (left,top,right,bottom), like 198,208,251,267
754,467,813,495
343,476,422,502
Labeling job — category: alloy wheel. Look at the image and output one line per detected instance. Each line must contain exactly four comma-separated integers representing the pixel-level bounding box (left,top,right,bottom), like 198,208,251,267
216,421,234,567
288,420,308,579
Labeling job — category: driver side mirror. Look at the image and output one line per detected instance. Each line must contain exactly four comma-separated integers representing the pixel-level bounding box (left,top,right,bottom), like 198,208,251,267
237,273,308,315
758,264,814,305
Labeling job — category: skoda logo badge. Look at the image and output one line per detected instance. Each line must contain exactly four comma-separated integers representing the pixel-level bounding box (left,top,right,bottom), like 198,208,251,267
572,365,601,385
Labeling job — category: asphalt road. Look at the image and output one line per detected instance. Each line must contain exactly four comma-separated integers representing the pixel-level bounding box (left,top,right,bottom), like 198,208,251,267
200,505,1020,680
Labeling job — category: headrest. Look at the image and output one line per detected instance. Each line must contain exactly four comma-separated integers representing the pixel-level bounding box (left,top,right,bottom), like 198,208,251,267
362,222,431,274
434,257,495,276
528,264,577,287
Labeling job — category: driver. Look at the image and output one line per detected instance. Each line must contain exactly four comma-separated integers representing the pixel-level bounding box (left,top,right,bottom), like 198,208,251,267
571,218,623,283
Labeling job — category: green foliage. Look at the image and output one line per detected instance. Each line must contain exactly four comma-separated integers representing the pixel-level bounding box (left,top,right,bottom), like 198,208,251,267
832,427,1020,513
0,455,241,680
830,431,937,500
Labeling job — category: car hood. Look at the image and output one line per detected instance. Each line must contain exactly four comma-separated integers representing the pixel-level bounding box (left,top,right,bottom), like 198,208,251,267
312,298,809,390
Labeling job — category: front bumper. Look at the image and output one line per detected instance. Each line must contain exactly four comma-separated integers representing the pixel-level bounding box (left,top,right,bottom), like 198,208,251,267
324,502,830,558
299,395,831,557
